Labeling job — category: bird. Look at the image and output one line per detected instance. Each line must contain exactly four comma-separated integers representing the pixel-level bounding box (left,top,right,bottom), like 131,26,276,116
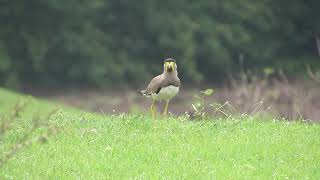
140,58,181,119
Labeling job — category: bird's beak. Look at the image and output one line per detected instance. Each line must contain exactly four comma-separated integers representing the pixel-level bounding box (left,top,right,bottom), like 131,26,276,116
167,64,173,71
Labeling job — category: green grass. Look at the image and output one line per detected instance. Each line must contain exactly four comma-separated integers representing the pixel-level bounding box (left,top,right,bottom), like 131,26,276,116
0,88,320,179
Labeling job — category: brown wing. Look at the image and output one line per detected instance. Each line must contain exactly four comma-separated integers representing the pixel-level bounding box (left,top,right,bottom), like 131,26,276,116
144,74,163,95
141,73,181,95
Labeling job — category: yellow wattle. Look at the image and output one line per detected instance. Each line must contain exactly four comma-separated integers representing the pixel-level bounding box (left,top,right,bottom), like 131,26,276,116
165,62,175,71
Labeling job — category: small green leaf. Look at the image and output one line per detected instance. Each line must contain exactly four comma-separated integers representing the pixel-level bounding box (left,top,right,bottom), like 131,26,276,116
204,89,214,96
263,67,274,75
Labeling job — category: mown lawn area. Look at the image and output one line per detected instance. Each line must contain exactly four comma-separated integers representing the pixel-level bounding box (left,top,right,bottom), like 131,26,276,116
0,88,319,179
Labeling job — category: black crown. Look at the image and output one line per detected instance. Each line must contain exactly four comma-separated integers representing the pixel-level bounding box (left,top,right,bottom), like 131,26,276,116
163,58,176,63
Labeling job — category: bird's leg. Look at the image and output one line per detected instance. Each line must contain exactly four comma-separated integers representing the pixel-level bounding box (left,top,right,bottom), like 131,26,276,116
150,100,156,120
163,100,170,116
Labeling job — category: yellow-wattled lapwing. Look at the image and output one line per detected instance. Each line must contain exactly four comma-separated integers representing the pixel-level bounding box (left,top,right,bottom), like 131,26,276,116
140,58,181,119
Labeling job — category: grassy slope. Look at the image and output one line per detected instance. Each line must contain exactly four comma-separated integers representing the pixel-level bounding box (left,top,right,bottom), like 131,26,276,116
0,88,320,179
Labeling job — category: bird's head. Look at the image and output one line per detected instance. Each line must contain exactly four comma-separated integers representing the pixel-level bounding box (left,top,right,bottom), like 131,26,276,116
163,58,177,72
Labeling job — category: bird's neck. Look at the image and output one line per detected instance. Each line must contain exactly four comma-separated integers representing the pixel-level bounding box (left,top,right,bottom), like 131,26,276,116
163,70,178,77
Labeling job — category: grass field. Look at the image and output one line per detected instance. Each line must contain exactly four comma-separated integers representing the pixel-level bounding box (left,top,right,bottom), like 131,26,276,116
1,88,320,179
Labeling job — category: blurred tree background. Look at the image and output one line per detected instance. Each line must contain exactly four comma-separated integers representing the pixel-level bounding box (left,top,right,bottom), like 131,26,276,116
0,0,319,89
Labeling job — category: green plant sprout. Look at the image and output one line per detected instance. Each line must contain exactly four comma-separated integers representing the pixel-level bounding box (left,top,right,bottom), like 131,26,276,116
191,89,214,120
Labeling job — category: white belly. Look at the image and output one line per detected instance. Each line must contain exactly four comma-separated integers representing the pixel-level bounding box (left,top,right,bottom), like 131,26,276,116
152,85,179,101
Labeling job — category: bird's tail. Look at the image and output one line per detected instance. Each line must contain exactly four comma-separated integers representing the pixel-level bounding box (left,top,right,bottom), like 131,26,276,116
138,90,151,97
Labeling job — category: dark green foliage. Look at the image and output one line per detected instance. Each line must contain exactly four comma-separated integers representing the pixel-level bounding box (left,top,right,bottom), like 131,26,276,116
0,0,319,88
